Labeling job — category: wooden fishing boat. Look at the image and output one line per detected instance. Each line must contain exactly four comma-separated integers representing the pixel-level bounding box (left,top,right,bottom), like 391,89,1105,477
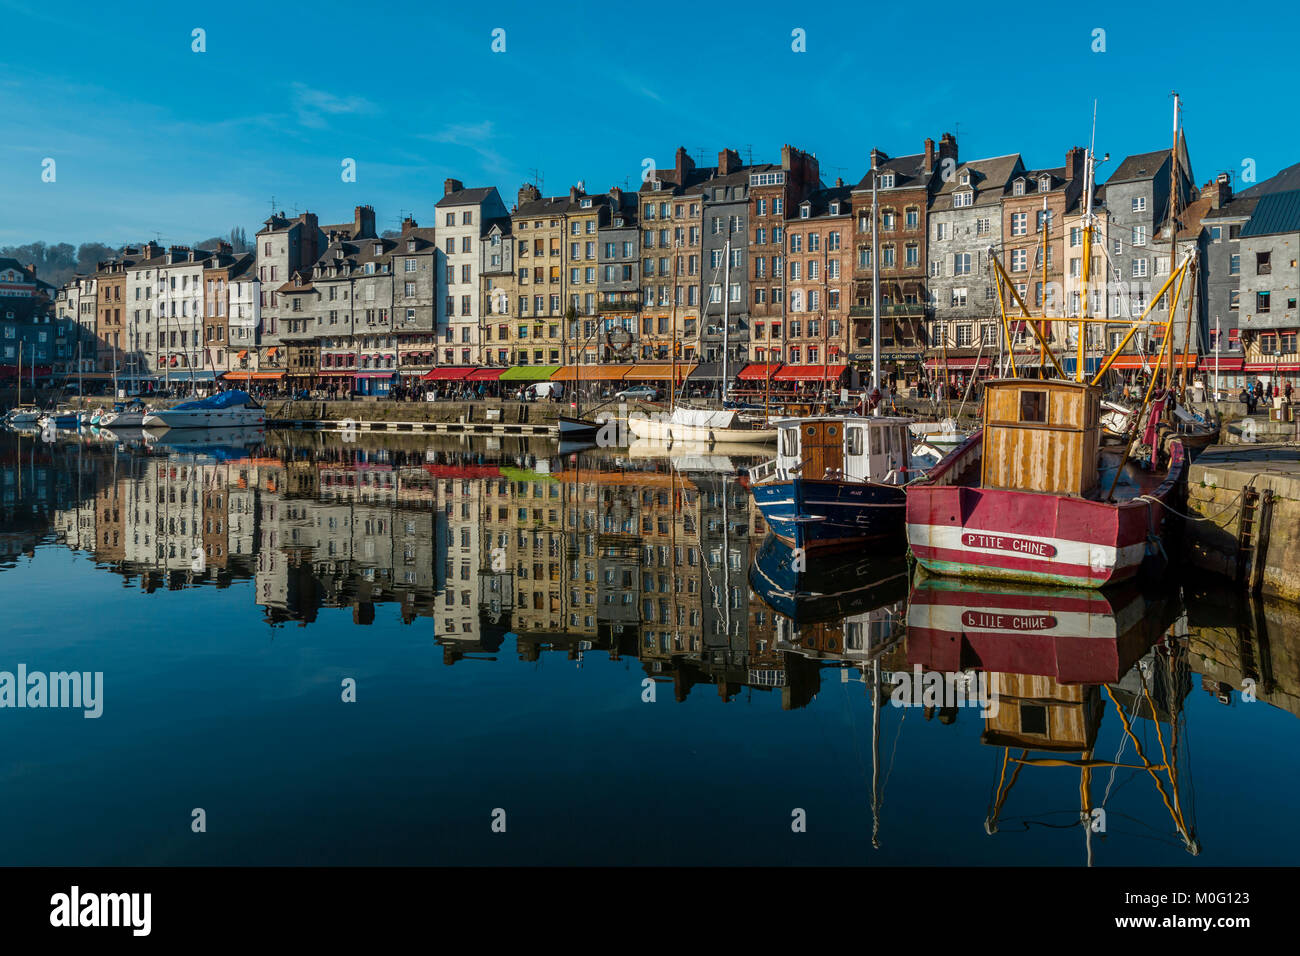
908,120,1197,589
906,379,1186,588
626,405,776,445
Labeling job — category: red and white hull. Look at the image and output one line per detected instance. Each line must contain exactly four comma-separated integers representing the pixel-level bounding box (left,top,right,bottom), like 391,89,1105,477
905,431,1185,588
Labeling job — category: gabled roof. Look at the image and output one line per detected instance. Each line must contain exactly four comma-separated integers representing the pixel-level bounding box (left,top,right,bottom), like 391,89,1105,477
1240,160,1300,198
435,186,498,208
792,186,853,221
1240,189,1300,238
853,152,931,192
1106,149,1170,185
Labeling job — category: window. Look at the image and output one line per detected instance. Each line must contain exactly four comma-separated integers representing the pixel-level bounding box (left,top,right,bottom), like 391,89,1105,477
1011,213,1027,237
1132,225,1147,247
953,190,973,208
1011,249,1028,272
1210,226,1222,241
1257,291,1271,313
1013,180,1025,196
935,222,948,241
1257,251,1272,275
1132,259,1148,278
846,427,863,456
953,253,971,275
1019,390,1047,423
951,288,968,307
1230,254,1241,275
1132,196,1147,213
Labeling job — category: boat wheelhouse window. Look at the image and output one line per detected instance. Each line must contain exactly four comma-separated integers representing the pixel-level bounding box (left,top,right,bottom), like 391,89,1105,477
870,427,883,456
846,426,863,456
1019,704,1048,736
826,424,838,438
1019,390,1047,423
781,427,798,456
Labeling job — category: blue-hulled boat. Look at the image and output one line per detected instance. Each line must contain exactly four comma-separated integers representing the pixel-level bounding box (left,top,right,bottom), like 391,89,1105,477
747,415,919,551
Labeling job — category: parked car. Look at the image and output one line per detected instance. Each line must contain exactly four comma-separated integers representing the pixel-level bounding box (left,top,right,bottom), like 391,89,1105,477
615,385,661,401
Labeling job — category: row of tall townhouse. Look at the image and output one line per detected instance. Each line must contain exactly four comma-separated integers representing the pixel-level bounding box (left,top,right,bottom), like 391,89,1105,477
34,143,1300,391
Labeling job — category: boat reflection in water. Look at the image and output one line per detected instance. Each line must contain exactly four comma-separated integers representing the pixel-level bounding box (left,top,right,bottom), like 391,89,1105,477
749,532,907,660
907,572,1198,864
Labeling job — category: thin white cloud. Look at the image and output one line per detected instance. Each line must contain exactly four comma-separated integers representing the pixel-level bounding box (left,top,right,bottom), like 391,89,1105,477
291,83,376,129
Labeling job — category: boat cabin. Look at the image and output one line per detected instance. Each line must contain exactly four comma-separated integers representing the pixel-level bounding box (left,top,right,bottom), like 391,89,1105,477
775,416,913,483
981,379,1100,496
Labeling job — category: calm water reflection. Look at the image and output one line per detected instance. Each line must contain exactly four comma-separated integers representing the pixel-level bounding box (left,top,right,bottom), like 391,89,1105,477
1,427,1297,865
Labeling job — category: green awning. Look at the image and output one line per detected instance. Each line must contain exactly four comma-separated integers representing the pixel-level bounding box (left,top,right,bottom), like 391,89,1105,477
500,365,560,381
500,466,559,483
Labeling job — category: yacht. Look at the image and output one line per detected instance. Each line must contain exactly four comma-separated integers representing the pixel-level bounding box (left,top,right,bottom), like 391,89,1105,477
141,390,265,429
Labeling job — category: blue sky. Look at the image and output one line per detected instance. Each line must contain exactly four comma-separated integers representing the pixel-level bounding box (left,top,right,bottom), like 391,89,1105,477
0,0,1290,247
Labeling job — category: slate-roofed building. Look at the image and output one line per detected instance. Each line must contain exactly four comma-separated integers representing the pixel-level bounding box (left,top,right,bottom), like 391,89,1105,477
926,152,1024,378
782,183,853,374
1235,188,1300,385
435,181,508,367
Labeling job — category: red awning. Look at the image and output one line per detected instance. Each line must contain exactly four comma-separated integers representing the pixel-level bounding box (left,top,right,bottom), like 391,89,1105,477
1244,362,1300,373
772,363,848,381
466,368,504,382
422,464,503,479
1107,355,1196,370
421,367,475,381
1200,357,1244,371
926,356,990,370
737,363,783,381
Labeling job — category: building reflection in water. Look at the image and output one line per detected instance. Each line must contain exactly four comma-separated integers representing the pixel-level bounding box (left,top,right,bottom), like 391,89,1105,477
7,427,1300,863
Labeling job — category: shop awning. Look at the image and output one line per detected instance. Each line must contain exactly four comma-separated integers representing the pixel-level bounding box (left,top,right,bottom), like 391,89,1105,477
421,367,475,381
466,368,504,382
1200,357,1244,371
688,362,724,381
266,347,279,357
236,350,248,359
737,363,783,381
355,371,395,379
552,365,633,381
500,365,560,381
624,362,695,381
1244,361,1300,373
925,356,991,370
1105,355,1197,370
221,371,285,381
772,363,847,382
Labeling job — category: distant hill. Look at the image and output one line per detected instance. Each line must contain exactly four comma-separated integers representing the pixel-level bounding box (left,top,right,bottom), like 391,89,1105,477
1,228,251,290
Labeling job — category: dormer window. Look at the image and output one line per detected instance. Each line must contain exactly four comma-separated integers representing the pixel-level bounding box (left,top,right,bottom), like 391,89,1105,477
880,173,895,188
580,198,592,208
1013,180,1025,196
829,202,840,215
613,218,625,227
953,190,974,208
1038,176,1050,193
373,243,383,255
800,203,811,218
959,172,970,185
406,240,416,252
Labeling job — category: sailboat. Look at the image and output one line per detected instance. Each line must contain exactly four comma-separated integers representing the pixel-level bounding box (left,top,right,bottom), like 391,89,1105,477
6,348,40,425
906,113,1192,588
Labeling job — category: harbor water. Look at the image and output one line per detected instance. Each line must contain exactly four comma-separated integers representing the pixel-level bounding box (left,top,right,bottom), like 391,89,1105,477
0,427,1297,866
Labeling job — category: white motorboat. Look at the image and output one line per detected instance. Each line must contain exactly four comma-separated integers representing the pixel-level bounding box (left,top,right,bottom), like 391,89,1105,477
99,401,151,428
141,390,265,429
5,405,41,426
627,405,776,445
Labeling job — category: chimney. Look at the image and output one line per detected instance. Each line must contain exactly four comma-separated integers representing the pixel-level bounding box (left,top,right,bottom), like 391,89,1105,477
609,186,622,207
1066,146,1085,182
517,183,540,207
938,132,958,167
924,138,936,173
401,216,418,234
218,240,233,255
26,263,36,278
718,148,741,175
569,185,581,203
142,242,160,259
870,148,883,171
835,177,844,188
675,146,694,185
354,205,376,240
1208,172,1233,209
444,178,464,197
